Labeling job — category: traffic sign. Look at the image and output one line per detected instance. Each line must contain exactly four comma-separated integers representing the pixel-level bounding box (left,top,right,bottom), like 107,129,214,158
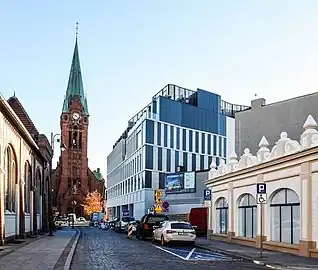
257,183,267,194
256,193,267,204
204,189,211,200
155,204,163,213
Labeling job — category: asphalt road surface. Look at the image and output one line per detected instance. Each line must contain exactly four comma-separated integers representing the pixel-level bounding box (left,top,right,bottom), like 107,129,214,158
71,227,267,270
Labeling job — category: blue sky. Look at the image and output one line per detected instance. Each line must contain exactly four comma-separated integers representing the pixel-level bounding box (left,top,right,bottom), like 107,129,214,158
1,1,318,178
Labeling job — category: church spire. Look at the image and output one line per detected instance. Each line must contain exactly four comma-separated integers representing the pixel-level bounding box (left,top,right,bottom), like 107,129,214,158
62,23,89,116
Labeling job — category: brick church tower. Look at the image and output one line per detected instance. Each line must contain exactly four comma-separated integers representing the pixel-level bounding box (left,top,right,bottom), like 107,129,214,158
52,34,105,217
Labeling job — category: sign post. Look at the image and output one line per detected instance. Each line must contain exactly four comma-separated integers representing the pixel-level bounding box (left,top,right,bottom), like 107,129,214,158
256,183,267,258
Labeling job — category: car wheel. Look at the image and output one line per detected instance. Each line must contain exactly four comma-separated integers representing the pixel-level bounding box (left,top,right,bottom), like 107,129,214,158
161,235,165,246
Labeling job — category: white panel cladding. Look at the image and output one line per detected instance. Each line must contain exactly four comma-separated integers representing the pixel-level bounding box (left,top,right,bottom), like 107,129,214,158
167,123,171,148
198,131,202,154
187,152,192,171
204,133,208,154
186,129,190,151
179,151,184,166
152,171,159,190
154,121,158,145
215,135,219,158
153,146,158,171
161,122,164,146
171,149,175,172
196,154,200,171
179,128,183,152
173,125,177,149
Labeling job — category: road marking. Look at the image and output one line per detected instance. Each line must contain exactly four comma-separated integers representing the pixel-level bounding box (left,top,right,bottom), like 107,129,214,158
154,245,187,260
185,248,195,260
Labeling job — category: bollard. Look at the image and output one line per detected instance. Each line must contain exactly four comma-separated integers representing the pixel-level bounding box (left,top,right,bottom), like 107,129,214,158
127,223,133,239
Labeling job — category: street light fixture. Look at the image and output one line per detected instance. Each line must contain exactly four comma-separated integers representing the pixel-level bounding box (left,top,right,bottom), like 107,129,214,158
48,132,66,236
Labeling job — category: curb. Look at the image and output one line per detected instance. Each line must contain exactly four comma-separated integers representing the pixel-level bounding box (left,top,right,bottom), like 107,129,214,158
63,229,81,270
194,244,287,269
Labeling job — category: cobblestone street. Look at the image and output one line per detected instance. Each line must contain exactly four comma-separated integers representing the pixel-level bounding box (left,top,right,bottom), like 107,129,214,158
71,227,267,270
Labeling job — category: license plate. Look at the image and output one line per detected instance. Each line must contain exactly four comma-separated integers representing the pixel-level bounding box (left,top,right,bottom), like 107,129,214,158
178,232,187,235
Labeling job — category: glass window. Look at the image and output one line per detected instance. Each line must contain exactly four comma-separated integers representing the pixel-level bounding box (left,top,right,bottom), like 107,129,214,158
164,124,168,147
189,130,193,152
175,151,179,170
182,129,187,151
270,188,300,244
170,126,174,148
157,123,161,146
158,147,162,171
159,173,165,189
238,194,257,238
145,145,153,170
183,152,188,171
144,171,152,189
213,135,217,155
171,223,193,229
192,153,196,171
195,132,199,153
176,128,180,149
207,134,211,155
166,149,171,172
201,133,205,154
24,162,31,213
215,197,228,234
145,119,154,144
5,146,16,212
36,171,41,214
200,155,205,170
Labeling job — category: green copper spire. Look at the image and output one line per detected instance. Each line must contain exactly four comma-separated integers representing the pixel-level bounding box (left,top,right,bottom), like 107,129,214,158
62,29,89,116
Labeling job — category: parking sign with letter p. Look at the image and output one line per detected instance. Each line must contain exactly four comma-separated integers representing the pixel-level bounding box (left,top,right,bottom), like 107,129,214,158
257,183,266,194
204,189,212,200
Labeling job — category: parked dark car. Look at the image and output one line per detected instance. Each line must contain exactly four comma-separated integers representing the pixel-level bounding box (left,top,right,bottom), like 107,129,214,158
136,214,169,240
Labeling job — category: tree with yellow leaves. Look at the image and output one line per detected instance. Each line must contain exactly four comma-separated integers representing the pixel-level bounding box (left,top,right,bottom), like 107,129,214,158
83,190,103,217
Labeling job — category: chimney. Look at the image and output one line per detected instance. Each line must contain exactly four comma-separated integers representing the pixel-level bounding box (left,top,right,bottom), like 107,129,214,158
251,98,266,109
97,168,100,173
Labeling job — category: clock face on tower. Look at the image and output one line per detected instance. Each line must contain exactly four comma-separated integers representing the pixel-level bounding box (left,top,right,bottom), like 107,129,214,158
72,112,80,120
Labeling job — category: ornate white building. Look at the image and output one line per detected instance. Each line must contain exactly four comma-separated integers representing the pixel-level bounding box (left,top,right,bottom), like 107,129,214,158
0,93,52,245
204,115,318,258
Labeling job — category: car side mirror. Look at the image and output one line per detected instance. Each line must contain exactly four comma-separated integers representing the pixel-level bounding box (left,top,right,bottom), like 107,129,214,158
192,225,197,229
153,226,159,229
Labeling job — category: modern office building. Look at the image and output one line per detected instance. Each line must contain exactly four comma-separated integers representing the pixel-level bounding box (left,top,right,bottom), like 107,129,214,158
235,93,318,156
107,84,249,220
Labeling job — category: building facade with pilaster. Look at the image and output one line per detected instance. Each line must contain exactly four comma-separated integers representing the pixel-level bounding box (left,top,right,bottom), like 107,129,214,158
0,93,52,244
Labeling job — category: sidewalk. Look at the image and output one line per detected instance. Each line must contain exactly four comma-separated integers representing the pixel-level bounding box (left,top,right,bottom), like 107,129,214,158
195,238,318,269
0,228,78,270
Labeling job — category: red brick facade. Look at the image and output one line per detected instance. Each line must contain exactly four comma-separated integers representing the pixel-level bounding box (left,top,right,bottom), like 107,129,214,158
52,97,104,217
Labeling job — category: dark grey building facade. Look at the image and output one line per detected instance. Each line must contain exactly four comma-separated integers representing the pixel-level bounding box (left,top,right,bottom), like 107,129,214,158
235,93,318,156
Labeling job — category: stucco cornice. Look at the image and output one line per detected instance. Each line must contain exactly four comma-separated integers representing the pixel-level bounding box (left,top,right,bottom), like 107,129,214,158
204,145,318,185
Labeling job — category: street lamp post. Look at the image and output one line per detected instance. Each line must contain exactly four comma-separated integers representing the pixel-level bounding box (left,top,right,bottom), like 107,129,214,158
72,185,77,229
49,132,66,236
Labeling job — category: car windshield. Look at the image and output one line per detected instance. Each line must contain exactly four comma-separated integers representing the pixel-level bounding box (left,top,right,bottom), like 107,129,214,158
147,216,168,224
122,217,135,222
170,223,193,229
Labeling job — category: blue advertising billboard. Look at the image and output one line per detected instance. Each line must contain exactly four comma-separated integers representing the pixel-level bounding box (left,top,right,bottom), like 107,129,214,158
165,172,196,194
